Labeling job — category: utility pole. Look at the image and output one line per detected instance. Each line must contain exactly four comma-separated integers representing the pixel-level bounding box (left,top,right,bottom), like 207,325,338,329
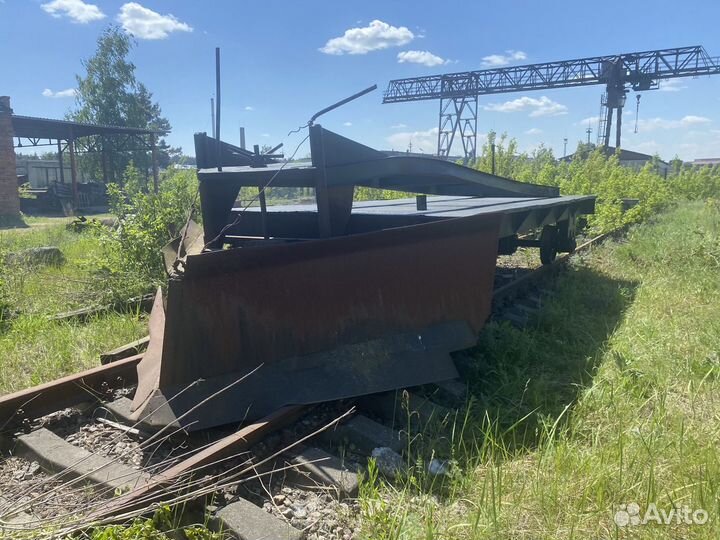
210,98,216,139
586,125,592,144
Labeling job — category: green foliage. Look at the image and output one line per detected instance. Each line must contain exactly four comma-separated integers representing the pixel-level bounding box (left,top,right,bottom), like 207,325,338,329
0,312,145,393
473,131,523,178
17,181,34,199
351,132,719,231
471,133,720,232
0,253,9,320
90,163,198,301
0,219,120,315
354,186,412,201
71,26,173,182
357,202,720,538
88,506,222,540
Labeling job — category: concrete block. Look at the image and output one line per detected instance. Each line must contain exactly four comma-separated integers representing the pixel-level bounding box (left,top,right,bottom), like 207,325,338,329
16,428,149,493
287,446,358,497
213,498,302,540
321,414,403,454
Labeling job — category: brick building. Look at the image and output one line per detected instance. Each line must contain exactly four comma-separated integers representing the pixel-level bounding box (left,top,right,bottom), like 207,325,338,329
0,96,21,220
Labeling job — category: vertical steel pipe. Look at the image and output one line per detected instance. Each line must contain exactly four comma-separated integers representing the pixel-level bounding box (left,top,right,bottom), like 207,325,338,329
215,47,222,172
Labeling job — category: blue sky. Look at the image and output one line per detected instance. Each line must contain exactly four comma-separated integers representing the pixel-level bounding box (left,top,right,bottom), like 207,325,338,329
1,0,719,161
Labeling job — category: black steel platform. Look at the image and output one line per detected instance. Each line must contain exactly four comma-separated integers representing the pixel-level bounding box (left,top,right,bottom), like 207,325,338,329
234,195,595,239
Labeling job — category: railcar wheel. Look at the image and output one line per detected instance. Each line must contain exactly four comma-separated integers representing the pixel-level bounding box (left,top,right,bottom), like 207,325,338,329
540,225,558,265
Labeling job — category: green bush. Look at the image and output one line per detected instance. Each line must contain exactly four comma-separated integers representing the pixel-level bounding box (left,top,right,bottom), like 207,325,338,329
348,131,720,233
354,186,411,201
89,163,199,301
471,133,720,233
88,506,222,540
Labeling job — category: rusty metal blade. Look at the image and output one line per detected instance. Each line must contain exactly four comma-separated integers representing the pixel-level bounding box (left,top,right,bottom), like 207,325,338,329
162,220,204,275
131,287,166,414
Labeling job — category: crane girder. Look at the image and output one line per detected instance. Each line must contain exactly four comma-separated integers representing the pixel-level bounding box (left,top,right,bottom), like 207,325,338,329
383,45,720,103
383,45,720,159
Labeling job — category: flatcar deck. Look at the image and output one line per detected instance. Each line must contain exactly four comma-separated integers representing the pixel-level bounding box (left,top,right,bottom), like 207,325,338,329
236,194,595,238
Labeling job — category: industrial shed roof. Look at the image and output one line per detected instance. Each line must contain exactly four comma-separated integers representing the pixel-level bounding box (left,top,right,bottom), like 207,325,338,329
11,114,163,141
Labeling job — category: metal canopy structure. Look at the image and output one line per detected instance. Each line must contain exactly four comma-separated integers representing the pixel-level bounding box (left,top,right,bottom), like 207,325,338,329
383,45,720,157
11,113,165,203
11,115,159,142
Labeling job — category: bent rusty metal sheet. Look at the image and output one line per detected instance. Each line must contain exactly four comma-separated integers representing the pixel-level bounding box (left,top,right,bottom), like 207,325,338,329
133,212,501,430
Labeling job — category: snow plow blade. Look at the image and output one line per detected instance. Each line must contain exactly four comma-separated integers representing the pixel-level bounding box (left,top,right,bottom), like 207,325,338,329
131,213,500,431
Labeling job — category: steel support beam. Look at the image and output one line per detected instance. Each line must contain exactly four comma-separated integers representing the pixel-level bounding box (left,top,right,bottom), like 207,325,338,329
437,95,477,161
56,139,65,184
597,69,628,148
309,124,332,237
68,129,78,209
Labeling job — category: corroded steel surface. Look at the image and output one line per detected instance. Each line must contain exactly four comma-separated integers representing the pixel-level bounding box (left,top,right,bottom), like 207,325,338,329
132,212,501,430
129,125,594,431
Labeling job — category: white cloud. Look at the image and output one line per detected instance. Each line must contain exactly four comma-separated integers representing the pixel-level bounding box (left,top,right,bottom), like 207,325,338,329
397,50,448,67
658,79,687,92
484,96,567,117
386,127,439,153
320,20,414,55
244,106,254,111
391,123,408,129
525,128,543,135
637,115,711,131
577,116,599,127
261,133,270,138
481,50,527,67
41,0,105,23
680,115,711,126
42,88,77,98
343,121,353,127
118,2,192,40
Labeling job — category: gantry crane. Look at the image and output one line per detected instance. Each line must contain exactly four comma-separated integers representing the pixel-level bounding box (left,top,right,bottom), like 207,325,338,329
382,45,720,159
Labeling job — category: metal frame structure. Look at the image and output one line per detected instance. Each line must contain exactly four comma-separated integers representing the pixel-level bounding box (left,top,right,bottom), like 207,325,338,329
126,125,595,431
11,114,164,203
383,45,720,157
196,125,560,245
438,95,478,159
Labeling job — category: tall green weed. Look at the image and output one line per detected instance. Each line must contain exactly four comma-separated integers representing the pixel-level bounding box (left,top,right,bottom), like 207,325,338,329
89,163,198,300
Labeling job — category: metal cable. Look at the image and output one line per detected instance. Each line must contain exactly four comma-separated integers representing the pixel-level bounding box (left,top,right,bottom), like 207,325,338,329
200,131,310,251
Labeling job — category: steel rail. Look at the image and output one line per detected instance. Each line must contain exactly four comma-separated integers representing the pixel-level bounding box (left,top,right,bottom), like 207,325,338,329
0,353,143,432
492,231,611,305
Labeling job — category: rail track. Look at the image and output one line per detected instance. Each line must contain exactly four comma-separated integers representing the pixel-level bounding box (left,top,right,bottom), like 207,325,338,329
0,230,612,539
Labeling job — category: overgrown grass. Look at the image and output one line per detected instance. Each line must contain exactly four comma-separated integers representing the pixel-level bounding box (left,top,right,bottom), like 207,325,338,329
358,200,720,539
4,193,718,538
0,313,146,394
0,218,119,315
0,220,147,395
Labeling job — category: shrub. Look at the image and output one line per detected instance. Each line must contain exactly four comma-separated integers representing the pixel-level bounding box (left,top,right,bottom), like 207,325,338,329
471,133,720,233
89,162,199,301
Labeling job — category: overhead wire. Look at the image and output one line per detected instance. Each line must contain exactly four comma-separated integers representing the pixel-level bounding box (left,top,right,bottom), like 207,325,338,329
200,130,310,251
